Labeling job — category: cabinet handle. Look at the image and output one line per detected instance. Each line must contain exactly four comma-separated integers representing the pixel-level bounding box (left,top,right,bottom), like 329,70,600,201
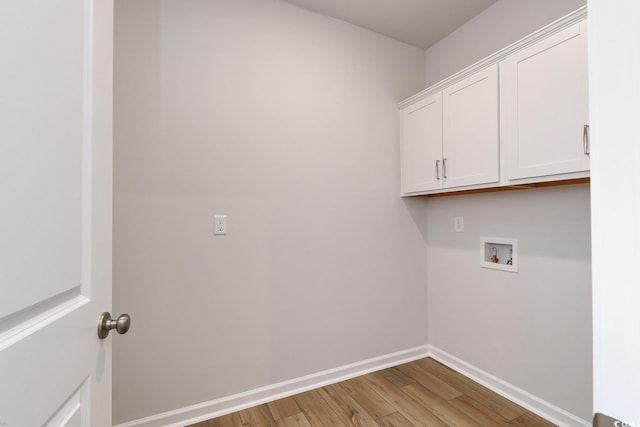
583,124,590,155
435,160,440,179
443,158,448,179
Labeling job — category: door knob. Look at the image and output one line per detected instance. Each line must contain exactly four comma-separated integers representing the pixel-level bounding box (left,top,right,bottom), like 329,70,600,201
97,312,131,339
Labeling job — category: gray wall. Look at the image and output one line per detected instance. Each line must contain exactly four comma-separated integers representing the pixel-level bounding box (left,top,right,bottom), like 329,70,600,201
113,0,427,423
113,0,593,423
424,0,592,420
427,186,592,419
424,0,587,86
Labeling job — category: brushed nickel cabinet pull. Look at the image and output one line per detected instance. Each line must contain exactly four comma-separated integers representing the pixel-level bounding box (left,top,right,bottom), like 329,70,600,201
583,124,590,155
435,160,440,179
443,158,448,179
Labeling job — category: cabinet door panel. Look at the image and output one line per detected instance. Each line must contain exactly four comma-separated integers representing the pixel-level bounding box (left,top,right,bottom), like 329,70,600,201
502,20,589,180
401,92,443,194
443,65,499,188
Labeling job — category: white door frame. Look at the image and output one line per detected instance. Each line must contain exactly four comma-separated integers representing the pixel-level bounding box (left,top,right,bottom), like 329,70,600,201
589,0,640,423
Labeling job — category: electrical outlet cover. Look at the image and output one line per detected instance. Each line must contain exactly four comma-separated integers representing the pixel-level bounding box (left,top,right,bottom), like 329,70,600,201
214,215,227,235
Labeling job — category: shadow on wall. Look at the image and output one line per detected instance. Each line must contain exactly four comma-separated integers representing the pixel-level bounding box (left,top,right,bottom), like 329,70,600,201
402,197,429,244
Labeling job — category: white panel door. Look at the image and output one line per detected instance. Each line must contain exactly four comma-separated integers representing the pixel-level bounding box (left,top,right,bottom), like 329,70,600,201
0,0,113,426
502,20,589,180
442,64,499,189
401,92,443,194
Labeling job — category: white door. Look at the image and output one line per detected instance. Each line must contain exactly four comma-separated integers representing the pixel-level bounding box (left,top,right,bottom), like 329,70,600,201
442,64,499,189
401,92,443,194
0,0,114,426
502,20,589,180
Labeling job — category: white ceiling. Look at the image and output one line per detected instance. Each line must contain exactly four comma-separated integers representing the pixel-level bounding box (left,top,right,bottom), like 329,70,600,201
283,0,498,50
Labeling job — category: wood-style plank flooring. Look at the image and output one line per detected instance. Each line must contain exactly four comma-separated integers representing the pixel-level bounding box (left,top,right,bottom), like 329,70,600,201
188,358,556,427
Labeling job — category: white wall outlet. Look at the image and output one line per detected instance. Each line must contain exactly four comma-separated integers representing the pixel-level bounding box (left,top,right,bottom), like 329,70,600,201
214,215,227,235
454,216,464,232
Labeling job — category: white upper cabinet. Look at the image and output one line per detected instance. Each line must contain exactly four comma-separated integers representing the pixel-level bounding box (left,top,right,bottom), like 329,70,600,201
401,92,443,194
399,7,588,196
400,65,499,195
501,19,589,181
443,65,499,189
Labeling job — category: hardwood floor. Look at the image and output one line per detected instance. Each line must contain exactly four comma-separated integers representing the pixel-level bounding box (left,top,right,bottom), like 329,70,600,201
188,358,556,427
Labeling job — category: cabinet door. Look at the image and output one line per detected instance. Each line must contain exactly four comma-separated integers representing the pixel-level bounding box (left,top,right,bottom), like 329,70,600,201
401,92,443,194
442,64,499,188
502,20,589,180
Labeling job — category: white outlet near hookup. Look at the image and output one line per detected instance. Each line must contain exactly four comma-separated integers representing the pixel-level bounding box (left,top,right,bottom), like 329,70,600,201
214,215,227,235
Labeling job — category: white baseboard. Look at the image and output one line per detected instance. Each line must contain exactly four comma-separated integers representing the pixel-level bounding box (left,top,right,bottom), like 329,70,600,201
113,345,430,427
426,345,590,427
115,344,590,427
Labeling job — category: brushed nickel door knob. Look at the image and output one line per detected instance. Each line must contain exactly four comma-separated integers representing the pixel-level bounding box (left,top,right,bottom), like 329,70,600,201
97,312,131,339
